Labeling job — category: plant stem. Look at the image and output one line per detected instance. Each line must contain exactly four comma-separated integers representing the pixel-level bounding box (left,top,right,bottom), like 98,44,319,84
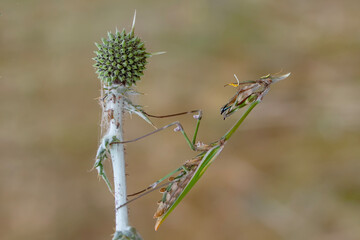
108,86,129,231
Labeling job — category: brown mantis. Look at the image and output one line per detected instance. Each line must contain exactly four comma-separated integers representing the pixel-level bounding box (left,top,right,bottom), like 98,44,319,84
112,73,290,230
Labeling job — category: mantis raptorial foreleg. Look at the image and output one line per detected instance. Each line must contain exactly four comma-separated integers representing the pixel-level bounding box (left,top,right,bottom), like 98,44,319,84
144,111,202,146
111,109,203,151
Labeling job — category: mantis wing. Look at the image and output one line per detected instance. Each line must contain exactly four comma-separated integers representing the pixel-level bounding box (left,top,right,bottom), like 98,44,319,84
154,145,224,230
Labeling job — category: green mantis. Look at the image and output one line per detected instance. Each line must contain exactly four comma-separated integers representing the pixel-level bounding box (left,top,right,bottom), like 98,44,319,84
114,73,290,230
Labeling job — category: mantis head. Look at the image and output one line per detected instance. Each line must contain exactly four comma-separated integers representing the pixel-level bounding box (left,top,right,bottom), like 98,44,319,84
220,73,290,119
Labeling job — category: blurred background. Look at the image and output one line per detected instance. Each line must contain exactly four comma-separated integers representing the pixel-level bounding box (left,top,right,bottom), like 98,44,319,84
1,0,359,239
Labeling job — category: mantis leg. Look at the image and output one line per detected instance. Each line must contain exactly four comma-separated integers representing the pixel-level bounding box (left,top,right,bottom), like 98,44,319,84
127,166,183,198
120,165,189,207
118,181,172,209
111,110,203,151
128,166,183,197
144,110,202,146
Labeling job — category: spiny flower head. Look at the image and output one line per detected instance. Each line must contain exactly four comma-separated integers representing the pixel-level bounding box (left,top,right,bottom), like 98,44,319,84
93,27,149,86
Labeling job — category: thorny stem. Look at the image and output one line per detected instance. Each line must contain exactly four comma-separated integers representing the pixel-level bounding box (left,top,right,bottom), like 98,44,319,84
107,89,129,231
97,85,143,239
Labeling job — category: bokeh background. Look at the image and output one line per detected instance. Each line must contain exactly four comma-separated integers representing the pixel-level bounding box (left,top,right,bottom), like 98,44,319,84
1,0,360,239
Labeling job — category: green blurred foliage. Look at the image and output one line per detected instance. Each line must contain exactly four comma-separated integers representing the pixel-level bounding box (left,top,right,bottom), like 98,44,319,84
0,0,359,239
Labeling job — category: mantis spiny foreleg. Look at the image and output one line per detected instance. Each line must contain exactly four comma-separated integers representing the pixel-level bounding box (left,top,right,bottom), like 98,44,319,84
111,109,203,151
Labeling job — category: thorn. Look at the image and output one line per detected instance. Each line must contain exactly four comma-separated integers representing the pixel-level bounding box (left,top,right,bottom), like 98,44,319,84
150,51,166,57
131,10,136,34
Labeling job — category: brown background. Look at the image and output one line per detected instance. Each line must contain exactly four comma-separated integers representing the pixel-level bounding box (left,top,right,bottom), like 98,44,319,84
1,0,360,239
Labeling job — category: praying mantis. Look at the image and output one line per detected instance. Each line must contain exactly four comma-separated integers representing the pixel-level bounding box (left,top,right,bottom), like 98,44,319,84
112,73,290,230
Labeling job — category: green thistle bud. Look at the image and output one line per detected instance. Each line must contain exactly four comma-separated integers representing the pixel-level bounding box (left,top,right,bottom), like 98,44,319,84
93,28,149,86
